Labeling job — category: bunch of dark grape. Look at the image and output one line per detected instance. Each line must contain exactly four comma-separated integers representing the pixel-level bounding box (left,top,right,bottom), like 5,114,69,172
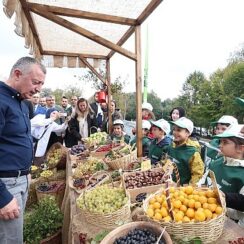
70,144,86,155
37,183,58,192
73,178,86,189
79,233,87,244
114,228,165,244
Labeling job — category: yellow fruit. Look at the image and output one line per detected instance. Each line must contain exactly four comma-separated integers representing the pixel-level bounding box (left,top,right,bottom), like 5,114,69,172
193,195,200,201
212,213,218,219
202,203,209,209
180,205,187,213
195,211,206,222
183,216,191,222
178,195,185,203
155,209,161,213
162,201,168,208
154,212,162,220
160,207,168,217
215,206,223,215
180,187,186,193
175,212,184,222
148,204,155,210
147,208,154,218
185,186,194,195
197,207,204,212
149,197,156,204
207,197,217,204
199,196,208,204
194,201,202,209
174,191,180,198
188,199,195,208
156,195,163,204
193,190,199,195
198,191,206,196
183,198,189,206
208,203,217,212
173,200,182,209
204,209,213,219
188,194,194,199
169,187,175,193
163,216,172,222
206,190,216,198
153,202,161,209
186,208,195,218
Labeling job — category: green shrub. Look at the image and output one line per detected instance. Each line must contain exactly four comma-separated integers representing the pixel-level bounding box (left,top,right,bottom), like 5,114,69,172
24,197,63,244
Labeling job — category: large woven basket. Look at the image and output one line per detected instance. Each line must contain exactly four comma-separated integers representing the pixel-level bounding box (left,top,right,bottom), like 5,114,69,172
46,142,68,170
104,149,137,170
76,186,131,230
142,171,226,243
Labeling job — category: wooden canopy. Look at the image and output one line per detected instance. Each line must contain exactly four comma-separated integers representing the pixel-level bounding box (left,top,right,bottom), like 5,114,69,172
3,0,163,157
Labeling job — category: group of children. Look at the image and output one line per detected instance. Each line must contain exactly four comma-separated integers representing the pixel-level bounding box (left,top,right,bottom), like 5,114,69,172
109,101,244,227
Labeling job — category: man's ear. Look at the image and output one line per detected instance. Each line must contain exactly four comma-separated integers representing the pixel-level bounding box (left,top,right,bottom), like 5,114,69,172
14,69,22,80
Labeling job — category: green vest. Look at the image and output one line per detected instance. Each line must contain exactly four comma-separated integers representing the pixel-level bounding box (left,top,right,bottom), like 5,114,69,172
130,136,151,157
168,144,197,185
148,139,169,164
207,138,220,160
110,134,130,144
209,157,244,194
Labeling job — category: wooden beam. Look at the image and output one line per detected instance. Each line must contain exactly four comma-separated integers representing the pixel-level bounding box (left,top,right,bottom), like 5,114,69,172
43,50,107,60
106,59,113,134
137,0,163,24
27,3,137,26
19,0,43,54
29,4,137,61
107,26,135,60
135,25,143,158
79,55,106,84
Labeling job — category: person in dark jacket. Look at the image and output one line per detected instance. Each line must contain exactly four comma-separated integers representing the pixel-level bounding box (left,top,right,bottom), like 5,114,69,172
65,97,97,147
148,119,172,164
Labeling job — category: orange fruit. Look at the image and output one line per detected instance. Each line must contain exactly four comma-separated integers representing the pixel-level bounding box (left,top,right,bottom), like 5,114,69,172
153,202,161,209
188,199,195,208
202,203,209,209
154,212,162,220
183,216,191,222
199,196,208,204
188,194,194,199
198,191,206,197
162,201,168,208
160,207,168,217
156,195,163,203
204,209,213,219
215,206,223,215
195,211,206,222
193,195,200,201
155,209,161,213
148,204,155,209
175,211,184,222
197,207,204,212
178,195,185,203
173,200,182,209
163,216,172,222
208,203,217,212
180,205,187,213
186,208,195,218
212,213,218,219
185,186,194,195
147,208,154,217
194,201,202,209
183,198,189,206
207,197,217,204
149,197,156,204
206,190,216,198
169,187,175,193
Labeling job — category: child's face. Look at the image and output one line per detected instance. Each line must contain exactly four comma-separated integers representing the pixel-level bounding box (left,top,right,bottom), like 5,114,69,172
142,128,148,136
113,125,122,136
173,125,190,142
171,109,180,121
151,126,164,139
219,138,243,158
142,109,149,118
215,124,229,135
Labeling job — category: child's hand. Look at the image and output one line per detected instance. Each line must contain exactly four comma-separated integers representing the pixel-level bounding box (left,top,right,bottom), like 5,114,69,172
50,111,60,121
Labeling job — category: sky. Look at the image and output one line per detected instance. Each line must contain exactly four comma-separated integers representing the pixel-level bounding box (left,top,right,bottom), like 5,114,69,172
0,0,244,100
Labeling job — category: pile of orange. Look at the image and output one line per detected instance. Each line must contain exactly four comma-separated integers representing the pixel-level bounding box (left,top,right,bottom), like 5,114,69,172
146,186,223,223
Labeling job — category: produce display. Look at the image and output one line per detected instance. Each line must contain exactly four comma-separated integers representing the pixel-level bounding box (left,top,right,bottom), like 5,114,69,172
113,228,165,244
46,148,62,167
105,144,134,160
124,170,165,189
40,169,53,178
146,186,223,222
73,157,105,179
86,173,108,189
84,132,108,146
76,185,128,214
70,144,86,155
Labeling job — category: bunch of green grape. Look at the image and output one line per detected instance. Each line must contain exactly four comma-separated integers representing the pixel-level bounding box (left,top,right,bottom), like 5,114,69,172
77,185,128,214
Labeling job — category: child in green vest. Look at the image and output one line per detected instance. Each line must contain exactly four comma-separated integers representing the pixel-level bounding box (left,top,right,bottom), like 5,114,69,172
168,117,204,185
109,119,130,144
130,120,152,157
148,119,172,164
207,115,238,160
209,124,244,227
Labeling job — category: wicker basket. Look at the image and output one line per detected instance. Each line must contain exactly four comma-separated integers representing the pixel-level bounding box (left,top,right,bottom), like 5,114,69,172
76,185,131,230
142,171,226,243
40,229,62,244
104,149,137,170
100,221,173,244
35,180,66,208
46,143,68,170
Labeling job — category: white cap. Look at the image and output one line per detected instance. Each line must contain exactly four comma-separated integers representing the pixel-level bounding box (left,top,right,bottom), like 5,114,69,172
215,115,238,126
142,120,151,130
142,102,153,112
113,119,124,126
214,124,244,139
151,119,170,134
170,117,194,134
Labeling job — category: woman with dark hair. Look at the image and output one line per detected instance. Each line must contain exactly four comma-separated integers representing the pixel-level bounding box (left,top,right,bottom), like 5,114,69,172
64,98,97,147
169,107,186,121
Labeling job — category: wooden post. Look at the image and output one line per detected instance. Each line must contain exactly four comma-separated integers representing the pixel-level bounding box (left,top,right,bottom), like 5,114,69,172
106,59,113,134
135,25,142,158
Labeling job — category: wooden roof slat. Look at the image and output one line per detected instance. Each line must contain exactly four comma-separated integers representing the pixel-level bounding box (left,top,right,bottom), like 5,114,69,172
19,0,43,54
43,50,107,60
29,4,137,61
27,3,137,26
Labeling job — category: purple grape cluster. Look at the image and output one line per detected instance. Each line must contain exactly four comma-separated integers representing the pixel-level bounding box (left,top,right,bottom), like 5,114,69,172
37,183,58,192
70,144,86,155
